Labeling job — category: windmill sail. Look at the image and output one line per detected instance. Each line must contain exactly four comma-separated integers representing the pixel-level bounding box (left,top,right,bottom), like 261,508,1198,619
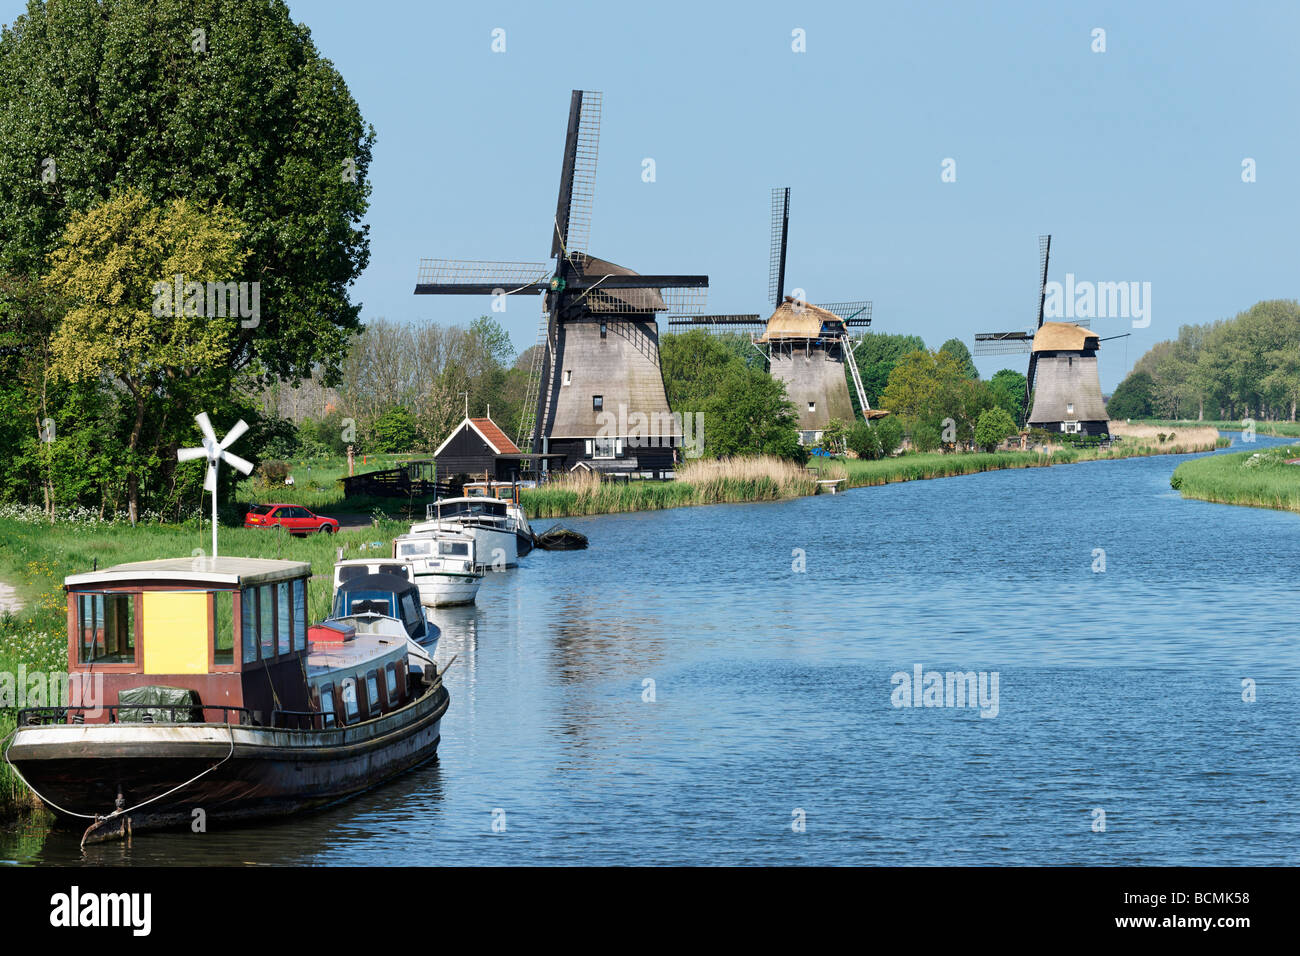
768,187,790,307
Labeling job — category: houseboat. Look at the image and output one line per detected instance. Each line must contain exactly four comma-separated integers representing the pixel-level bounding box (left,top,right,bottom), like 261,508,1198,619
411,497,522,569
391,531,483,607
3,556,450,844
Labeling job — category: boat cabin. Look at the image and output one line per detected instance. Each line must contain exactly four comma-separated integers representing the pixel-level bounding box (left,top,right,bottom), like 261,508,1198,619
329,572,431,645
63,557,314,726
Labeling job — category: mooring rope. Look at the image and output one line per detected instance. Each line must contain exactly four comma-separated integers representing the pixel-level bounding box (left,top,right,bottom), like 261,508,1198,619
2,717,237,835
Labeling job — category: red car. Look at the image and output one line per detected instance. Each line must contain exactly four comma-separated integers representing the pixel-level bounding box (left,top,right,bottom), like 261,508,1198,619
244,504,339,535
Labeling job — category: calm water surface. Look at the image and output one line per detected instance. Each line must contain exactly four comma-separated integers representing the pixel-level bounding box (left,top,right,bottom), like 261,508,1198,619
5,433,1298,865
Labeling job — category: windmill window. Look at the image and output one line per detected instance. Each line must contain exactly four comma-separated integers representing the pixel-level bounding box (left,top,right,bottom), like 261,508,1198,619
1067,403,1074,415
593,395,603,411
808,401,816,412
564,370,572,385
599,321,607,339
593,438,616,459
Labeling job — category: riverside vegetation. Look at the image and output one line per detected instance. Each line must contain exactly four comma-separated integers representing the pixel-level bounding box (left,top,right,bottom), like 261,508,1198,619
1171,443,1300,512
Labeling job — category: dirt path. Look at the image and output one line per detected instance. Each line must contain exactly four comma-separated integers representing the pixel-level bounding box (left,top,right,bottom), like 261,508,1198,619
0,580,23,615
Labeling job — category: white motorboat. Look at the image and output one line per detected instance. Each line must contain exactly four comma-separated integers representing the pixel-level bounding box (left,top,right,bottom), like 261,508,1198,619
464,480,536,557
328,568,438,652
392,530,483,607
412,497,520,569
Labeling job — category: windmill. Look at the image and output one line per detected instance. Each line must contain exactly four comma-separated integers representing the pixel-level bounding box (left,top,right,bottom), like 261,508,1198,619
668,187,877,445
178,412,253,560
414,90,711,477
974,235,1129,436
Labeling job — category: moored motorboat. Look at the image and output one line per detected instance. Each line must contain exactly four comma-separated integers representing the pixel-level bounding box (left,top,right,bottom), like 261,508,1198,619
3,556,449,844
392,530,483,607
412,497,519,569
464,480,536,557
329,569,437,650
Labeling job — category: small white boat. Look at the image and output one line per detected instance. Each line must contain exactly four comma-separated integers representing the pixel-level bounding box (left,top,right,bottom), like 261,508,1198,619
328,569,438,652
392,531,483,607
412,497,520,569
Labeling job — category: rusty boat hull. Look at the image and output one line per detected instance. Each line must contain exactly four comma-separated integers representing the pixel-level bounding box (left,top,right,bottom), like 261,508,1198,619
6,683,449,844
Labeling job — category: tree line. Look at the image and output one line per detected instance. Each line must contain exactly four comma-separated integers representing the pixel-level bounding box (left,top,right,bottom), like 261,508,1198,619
1107,300,1300,422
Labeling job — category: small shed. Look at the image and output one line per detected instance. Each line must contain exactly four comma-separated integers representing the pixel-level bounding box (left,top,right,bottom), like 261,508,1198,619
434,416,524,481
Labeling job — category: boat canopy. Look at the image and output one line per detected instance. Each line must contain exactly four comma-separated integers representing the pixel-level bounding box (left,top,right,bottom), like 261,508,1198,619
330,572,427,643
65,556,310,589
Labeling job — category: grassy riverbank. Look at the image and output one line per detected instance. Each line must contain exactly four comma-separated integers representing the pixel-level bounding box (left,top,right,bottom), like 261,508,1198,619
1135,418,1300,438
1171,443,1300,512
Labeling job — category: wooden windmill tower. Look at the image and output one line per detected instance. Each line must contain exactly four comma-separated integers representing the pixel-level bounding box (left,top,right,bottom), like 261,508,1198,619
669,187,876,445
974,235,1127,436
414,90,710,477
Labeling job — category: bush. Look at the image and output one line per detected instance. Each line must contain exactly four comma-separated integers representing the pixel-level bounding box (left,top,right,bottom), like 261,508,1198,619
974,407,1017,452
846,420,882,460
875,417,903,456
911,422,941,453
258,460,290,485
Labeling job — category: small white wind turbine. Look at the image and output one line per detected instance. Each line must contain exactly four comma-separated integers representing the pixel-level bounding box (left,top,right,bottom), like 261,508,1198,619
178,412,254,561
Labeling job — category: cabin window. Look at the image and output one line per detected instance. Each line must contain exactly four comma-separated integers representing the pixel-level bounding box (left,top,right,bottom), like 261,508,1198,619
241,588,258,663
399,592,424,635
592,395,603,412
319,684,337,728
293,578,308,653
366,671,381,714
277,581,292,656
593,437,615,459
259,583,275,660
438,540,469,557
340,678,359,722
399,540,432,557
564,370,572,385
76,592,135,665
213,590,234,665
386,664,399,702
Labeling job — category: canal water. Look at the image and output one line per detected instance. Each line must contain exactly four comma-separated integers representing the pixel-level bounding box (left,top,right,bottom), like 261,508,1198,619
5,433,1298,865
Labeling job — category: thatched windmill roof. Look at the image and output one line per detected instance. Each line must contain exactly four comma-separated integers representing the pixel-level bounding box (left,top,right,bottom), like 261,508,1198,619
574,254,668,313
760,297,844,342
1032,322,1100,352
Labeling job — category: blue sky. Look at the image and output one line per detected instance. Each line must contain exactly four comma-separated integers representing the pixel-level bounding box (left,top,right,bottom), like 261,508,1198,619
13,1,1300,389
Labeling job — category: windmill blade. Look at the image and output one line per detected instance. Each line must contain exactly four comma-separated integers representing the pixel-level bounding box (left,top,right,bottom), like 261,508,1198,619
551,90,602,259
194,412,217,446
768,187,790,307
817,301,873,326
219,419,249,450
204,463,217,493
974,331,1035,355
1035,234,1051,329
221,450,255,475
665,314,764,328
177,446,207,462
415,259,551,296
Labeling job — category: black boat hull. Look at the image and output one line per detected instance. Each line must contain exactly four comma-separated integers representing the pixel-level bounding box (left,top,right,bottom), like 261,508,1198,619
6,683,449,843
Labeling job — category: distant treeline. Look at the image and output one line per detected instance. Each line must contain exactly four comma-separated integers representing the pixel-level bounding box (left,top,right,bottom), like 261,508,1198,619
1108,300,1300,421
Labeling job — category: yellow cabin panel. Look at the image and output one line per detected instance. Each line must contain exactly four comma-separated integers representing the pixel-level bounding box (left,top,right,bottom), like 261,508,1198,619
142,592,209,675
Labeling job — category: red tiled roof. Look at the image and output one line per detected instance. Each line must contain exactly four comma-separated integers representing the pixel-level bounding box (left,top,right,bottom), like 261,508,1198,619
470,418,520,454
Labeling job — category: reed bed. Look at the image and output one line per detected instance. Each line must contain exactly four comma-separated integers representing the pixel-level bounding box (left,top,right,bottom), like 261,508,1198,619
1134,418,1300,438
1106,423,1224,454
521,456,828,518
1171,444,1300,512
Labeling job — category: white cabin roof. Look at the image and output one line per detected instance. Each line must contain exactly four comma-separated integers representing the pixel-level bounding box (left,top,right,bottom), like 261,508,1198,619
65,556,311,589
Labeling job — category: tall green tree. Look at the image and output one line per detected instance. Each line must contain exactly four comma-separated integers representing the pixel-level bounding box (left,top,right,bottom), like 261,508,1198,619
702,366,803,462
0,0,373,384
939,337,979,379
43,190,249,522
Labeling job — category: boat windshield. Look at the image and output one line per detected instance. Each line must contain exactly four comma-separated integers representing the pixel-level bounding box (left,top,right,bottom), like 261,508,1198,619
332,589,396,619
439,540,470,557
437,499,506,519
